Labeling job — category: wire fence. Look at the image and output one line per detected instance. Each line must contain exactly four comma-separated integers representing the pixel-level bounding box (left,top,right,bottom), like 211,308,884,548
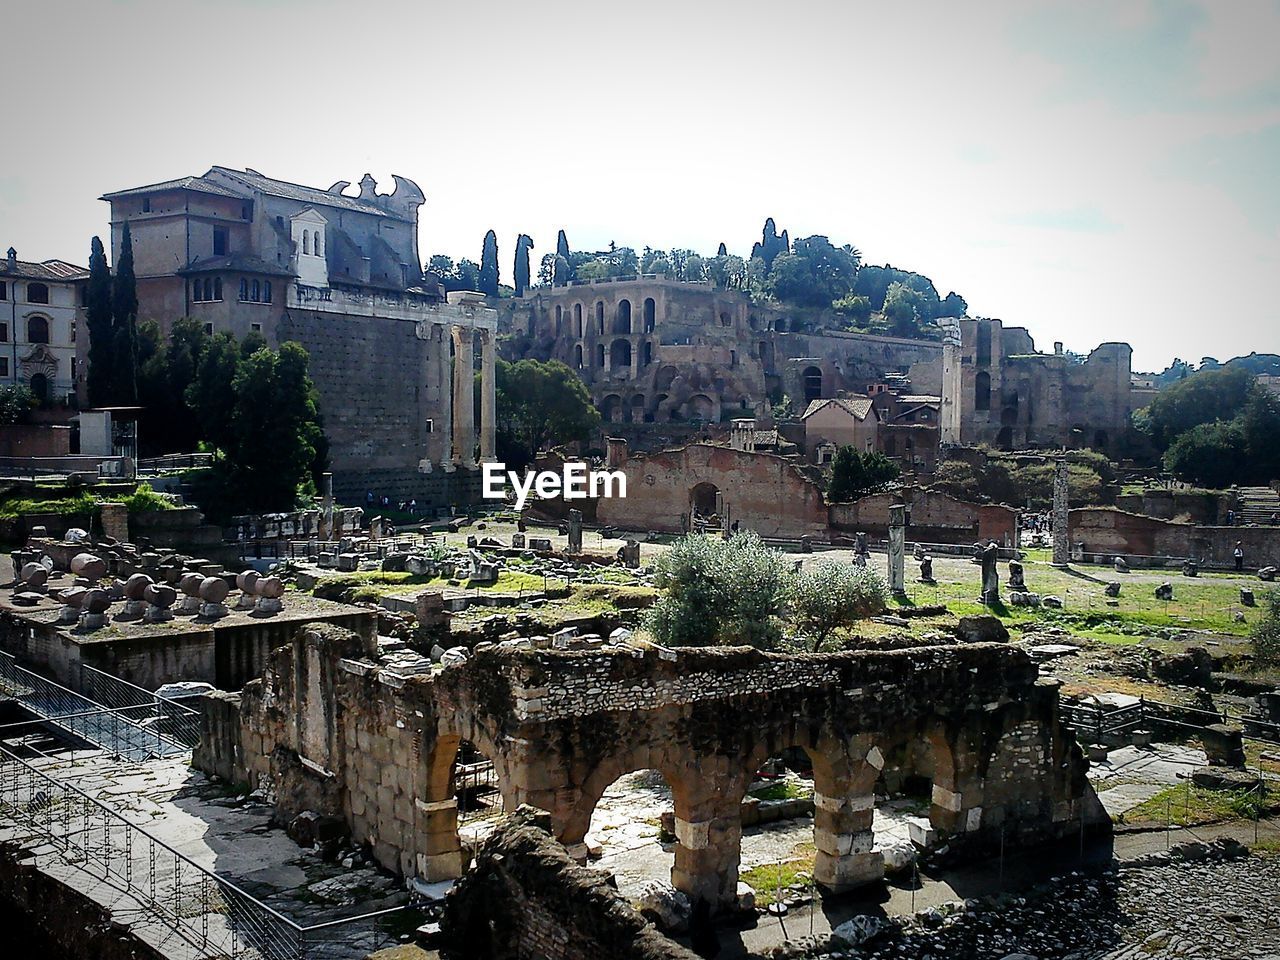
1062,693,1280,746
0,652,188,762
0,744,423,960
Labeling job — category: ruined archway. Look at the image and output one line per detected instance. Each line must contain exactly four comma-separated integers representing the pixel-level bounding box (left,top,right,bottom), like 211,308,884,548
573,303,583,337
656,365,679,391
687,393,715,422
602,394,624,423
574,769,679,900
803,366,823,402
573,343,583,369
610,338,632,373
613,299,632,334
643,297,656,332
690,481,719,518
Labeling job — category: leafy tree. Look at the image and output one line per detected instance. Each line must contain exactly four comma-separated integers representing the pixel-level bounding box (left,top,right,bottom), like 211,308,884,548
883,281,928,337
641,247,673,276
492,358,600,468
646,532,792,649
832,294,873,325
827,447,899,502
513,234,533,297
767,236,860,308
787,560,887,651
0,385,38,425
853,265,945,317
750,218,790,270
221,342,324,512
1163,421,1248,488
1012,462,1104,507
1141,366,1255,451
1251,590,1280,665
109,221,139,404
940,291,968,318
708,253,747,290
85,236,114,406
186,332,242,454
479,230,499,296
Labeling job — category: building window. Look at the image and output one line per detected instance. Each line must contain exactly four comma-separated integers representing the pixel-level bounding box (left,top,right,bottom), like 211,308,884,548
251,322,262,333
0,358,7,377
204,323,214,335
0,281,6,300
302,231,310,255
26,282,49,304
264,281,272,303
213,228,228,256
28,316,50,344
0,322,7,342
30,373,49,401
975,371,991,411
241,202,251,220
251,279,260,302
142,198,152,213
314,231,323,256
240,278,249,301
213,277,222,301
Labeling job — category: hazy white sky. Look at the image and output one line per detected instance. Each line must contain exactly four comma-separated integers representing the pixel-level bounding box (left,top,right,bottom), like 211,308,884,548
5,0,1278,370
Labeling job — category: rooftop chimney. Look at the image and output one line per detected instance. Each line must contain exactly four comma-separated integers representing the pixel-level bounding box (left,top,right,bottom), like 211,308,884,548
5,248,15,271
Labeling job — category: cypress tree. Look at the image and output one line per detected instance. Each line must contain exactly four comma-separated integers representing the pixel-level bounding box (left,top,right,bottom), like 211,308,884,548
717,242,728,257
554,230,572,285
513,234,533,297
479,230,500,296
85,236,114,407
108,222,139,405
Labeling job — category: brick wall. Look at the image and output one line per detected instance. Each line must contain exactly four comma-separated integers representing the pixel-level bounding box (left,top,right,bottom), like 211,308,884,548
1070,507,1280,568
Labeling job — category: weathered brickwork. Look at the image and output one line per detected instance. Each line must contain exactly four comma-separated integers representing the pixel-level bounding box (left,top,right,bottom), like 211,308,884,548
1070,507,1280,568
197,626,1107,914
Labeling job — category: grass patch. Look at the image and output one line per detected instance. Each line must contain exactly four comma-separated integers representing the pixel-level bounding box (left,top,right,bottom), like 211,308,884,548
739,856,814,907
1120,783,1273,827
748,779,812,802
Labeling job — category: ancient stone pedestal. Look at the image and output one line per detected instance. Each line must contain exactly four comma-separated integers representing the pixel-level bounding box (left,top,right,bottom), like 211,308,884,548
567,509,583,555
1201,724,1246,768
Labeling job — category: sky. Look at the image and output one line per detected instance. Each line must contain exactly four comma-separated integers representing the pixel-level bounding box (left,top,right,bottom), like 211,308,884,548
4,0,1279,371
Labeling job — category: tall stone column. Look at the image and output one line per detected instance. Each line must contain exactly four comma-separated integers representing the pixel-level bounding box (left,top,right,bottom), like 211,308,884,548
479,328,496,463
435,324,454,471
1052,456,1070,567
888,503,906,597
451,325,476,468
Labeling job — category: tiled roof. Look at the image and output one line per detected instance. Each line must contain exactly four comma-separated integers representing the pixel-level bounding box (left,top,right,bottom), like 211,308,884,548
100,175,243,201
801,397,875,421
897,395,941,405
208,167,399,219
177,255,296,278
0,256,88,282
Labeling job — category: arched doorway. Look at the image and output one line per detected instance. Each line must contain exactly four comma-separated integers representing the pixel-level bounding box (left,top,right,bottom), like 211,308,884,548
687,394,715,422
802,366,823,402
573,343,583,369
30,373,49,402
690,481,719,518
643,298,656,332
579,769,677,900
613,299,632,334
602,394,623,423
610,338,632,374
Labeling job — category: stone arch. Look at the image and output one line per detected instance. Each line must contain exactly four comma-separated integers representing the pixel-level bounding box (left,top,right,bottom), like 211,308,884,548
554,304,563,336
643,297,656,332
975,371,991,411
690,481,719,517
719,311,731,327
803,365,823,402
1001,402,1019,426
774,318,787,333
573,343,583,369
596,343,605,368
630,394,645,421
595,300,605,334
609,338,631,372
602,394,624,422
573,302,583,337
656,365,679,391
687,393,715,422
613,299,632,334
642,340,653,366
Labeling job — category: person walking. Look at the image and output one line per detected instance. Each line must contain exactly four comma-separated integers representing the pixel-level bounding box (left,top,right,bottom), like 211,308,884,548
1234,541,1244,572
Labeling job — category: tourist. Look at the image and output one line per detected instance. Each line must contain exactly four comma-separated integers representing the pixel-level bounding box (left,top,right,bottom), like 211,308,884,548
1234,541,1244,572
1226,509,1235,525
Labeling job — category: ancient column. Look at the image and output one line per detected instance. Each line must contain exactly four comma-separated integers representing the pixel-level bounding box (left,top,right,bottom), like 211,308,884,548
888,503,906,597
318,471,334,540
479,328,496,463
567,508,583,554
436,324,454,470
451,325,476,468
1052,456,1070,567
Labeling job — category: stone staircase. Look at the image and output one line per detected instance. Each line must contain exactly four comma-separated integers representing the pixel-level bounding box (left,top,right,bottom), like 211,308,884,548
1237,485,1280,525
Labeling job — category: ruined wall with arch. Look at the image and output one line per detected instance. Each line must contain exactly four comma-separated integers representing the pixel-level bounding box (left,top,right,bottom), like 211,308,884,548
197,624,1105,913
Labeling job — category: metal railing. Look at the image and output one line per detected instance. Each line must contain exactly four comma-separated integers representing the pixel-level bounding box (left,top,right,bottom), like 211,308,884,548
137,453,214,473
0,653,188,762
0,744,423,960
1063,694,1280,746
77,663,203,750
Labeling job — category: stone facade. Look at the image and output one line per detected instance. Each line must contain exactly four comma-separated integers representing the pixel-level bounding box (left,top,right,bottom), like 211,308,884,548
941,318,1132,455
197,625,1106,913
1069,507,1280,568
508,277,942,436
99,167,496,504
0,248,86,406
829,487,1019,545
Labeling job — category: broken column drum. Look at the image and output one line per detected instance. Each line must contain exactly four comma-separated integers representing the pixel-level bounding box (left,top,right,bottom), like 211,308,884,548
887,505,906,596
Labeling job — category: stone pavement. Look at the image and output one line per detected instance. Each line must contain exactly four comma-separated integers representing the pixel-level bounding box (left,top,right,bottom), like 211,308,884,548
1090,743,1208,817
0,748,420,959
